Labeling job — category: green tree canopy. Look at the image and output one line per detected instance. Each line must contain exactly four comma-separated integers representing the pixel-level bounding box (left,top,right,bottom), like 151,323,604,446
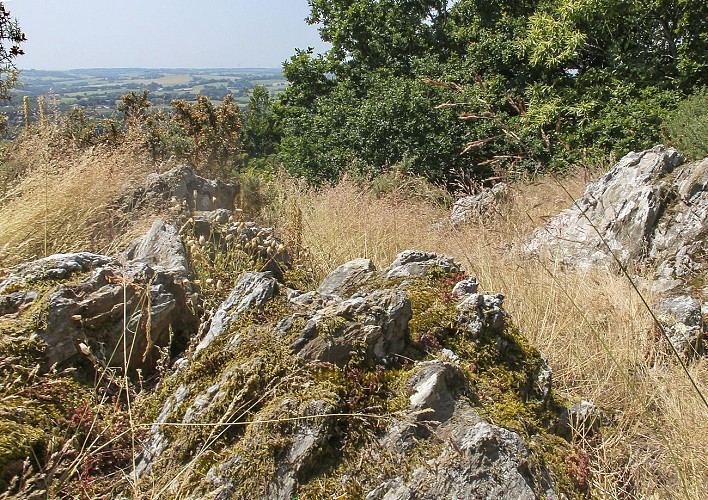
0,2,26,102
278,0,707,185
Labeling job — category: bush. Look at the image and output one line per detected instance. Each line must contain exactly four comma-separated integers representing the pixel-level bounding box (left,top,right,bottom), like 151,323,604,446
664,90,708,160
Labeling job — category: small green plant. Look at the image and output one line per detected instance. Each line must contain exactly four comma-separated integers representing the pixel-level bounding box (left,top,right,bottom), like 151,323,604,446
664,90,708,160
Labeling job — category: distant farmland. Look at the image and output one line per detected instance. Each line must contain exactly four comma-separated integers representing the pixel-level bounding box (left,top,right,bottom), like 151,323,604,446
2,68,287,129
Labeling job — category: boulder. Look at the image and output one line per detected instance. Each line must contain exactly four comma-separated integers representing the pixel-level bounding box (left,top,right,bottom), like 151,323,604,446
0,252,113,293
451,182,509,225
0,222,199,375
195,271,279,352
526,146,706,359
655,295,705,358
287,288,412,367
317,258,376,296
35,259,195,374
651,157,708,293
126,165,238,213
386,250,460,279
124,220,190,277
369,406,554,500
526,146,687,272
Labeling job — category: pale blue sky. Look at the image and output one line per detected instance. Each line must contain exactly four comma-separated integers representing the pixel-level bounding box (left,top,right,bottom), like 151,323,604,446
5,0,330,69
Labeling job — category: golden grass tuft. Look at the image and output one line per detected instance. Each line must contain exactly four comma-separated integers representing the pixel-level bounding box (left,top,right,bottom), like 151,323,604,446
0,130,162,268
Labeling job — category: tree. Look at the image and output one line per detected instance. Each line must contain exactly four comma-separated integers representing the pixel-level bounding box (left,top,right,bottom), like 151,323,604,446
0,2,26,101
242,85,281,162
278,0,706,185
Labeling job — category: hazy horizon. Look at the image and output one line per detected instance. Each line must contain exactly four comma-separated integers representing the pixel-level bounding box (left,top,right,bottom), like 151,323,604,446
6,0,330,70
21,66,284,71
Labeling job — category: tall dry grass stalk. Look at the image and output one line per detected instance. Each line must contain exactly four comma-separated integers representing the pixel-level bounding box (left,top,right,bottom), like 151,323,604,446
264,172,707,499
0,132,159,268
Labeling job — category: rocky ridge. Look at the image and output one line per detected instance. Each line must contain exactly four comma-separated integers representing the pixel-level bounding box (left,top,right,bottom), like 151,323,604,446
135,251,569,499
0,165,615,497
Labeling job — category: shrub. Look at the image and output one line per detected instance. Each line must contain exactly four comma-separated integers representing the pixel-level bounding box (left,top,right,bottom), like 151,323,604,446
664,90,708,160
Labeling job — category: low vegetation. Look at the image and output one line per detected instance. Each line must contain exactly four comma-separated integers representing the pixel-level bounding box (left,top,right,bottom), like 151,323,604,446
0,118,706,497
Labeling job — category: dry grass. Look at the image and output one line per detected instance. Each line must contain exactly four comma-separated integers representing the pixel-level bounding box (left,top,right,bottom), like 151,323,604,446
1,131,705,497
0,129,163,269
263,172,708,499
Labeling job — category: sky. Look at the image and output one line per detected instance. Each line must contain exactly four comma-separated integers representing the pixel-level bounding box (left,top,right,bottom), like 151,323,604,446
4,0,331,69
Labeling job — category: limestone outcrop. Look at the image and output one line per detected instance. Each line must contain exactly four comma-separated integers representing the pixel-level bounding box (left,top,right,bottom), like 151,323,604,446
451,182,509,225
526,146,707,357
0,226,198,375
526,146,706,292
135,251,577,498
0,165,585,498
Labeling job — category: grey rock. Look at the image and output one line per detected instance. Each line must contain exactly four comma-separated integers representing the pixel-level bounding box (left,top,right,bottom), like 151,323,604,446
650,158,708,293
557,400,601,442
452,276,479,297
196,272,279,352
406,361,466,424
451,182,509,225
0,252,113,293
124,220,190,277
386,250,460,279
317,258,376,296
372,403,552,500
2,250,197,375
0,290,38,316
656,295,705,358
526,147,707,298
288,288,412,367
41,260,197,373
457,293,508,336
533,353,553,405
135,384,191,477
526,146,685,270
142,165,238,212
135,249,563,498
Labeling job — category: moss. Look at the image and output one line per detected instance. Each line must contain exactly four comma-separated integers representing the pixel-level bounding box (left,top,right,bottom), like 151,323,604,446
131,266,582,498
0,421,44,489
296,424,446,499
528,434,589,499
